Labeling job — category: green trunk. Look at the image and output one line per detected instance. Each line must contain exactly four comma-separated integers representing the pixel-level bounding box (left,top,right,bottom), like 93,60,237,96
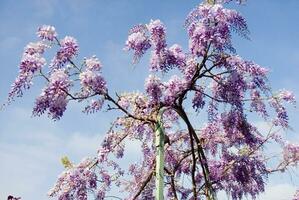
155,110,165,200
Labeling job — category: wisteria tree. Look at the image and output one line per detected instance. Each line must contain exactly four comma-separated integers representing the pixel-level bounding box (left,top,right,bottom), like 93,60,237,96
5,0,299,199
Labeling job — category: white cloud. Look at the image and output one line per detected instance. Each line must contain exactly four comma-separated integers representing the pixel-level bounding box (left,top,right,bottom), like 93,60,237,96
258,183,297,200
0,107,104,200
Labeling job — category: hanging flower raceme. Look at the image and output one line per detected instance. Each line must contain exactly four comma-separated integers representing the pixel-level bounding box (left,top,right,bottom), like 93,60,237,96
211,154,268,200
124,24,151,63
37,25,57,41
33,69,71,120
84,55,102,71
145,74,163,105
163,75,187,105
125,20,187,72
79,56,107,95
51,36,79,68
185,3,248,56
282,143,299,166
8,41,48,103
147,19,167,54
48,158,97,200
79,70,107,94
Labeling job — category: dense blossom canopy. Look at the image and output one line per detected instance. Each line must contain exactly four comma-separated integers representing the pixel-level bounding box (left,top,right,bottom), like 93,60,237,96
6,1,299,200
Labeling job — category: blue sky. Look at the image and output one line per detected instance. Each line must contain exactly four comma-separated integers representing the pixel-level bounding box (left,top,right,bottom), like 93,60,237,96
0,0,299,199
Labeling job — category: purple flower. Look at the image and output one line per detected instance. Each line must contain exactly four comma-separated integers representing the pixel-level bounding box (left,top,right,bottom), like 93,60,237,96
84,56,102,71
125,24,151,63
147,19,166,53
48,158,97,200
186,4,248,56
145,74,163,105
33,69,71,120
79,70,107,95
278,90,296,104
8,51,46,102
51,36,79,68
192,86,205,111
83,98,104,114
250,89,268,117
24,41,48,55
163,75,187,105
150,44,186,71
283,143,299,166
37,25,57,41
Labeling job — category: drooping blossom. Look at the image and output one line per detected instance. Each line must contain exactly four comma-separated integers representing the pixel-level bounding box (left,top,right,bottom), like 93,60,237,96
124,24,151,63
37,25,57,41
48,158,98,200
79,70,107,95
192,86,205,111
145,74,163,105
250,89,268,117
163,75,187,105
186,3,248,56
8,43,47,102
33,69,71,120
283,143,299,166
24,41,48,55
147,19,166,53
278,90,296,104
51,36,79,68
84,56,102,71
83,98,105,114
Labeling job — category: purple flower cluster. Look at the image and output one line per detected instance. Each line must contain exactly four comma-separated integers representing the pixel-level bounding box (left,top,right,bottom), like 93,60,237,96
79,70,107,94
79,57,107,95
283,143,299,166
84,56,102,71
212,154,267,200
221,110,260,146
124,24,151,63
126,20,187,72
144,74,163,105
48,158,97,200
51,36,79,68
192,86,206,111
37,25,57,41
8,41,47,102
83,98,104,114
33,69,71,120
186,4,248,56
163,75,187,105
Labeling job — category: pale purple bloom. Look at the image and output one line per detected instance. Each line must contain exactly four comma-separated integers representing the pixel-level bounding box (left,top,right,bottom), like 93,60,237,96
9,53,46,102
51,36,79,68
83,98,104,114
186,4,248,56
24,41,48,55
145,74,163,105
163,75,187,105
278,90,296,104
125,25,151,63
37,25,57,41
147,19,166,53
33,69,71,120
48,158,97,200
192,86,205,111
250,89,268,117
283,143,299,166
79,70,107,94
84,56,102,71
